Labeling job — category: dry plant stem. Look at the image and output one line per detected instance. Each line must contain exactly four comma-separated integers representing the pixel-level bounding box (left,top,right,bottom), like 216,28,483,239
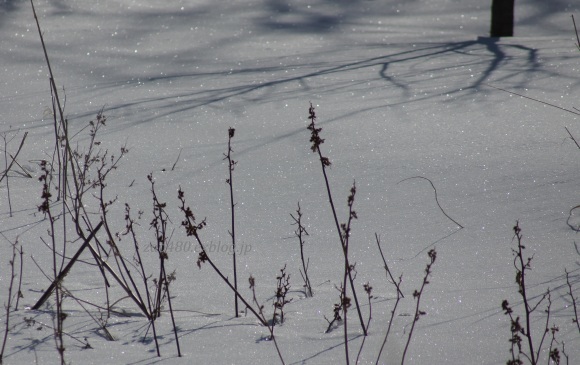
31,0,110,327
31,0,67,208
32,220,104,310
513,223,537,365
342,268,350,365
501,222,552,365
401,249,437,365
224,127,239,316
97,173,150,318
573,14,580,51
171,148,182,171
3,141,12,216
502,299,524,364
375,273,403,365
123,204,160,356
178,189,271,326
324,287,345,333
375,233,404,298
273,265,291,325
397,176,463,229
66,114,127,303
355,283,373,365
0,132,27,217
307,103,367,336
34,0,71,274
375,233,404,365
148,174,169,319
179,189,286,363
15,245,24,311
565,270,580,334
548,324,562,365
290,202,313,297
249,276,286,365
340,182,358,365
44,110,130,317
485,83,580,117
148,174,181,356
38,161,66,365
164,273,182,357
564,127,580,150
0,240,19,364
62,287,112,342
535,290,553,362
33,0,115,291
0,131,28,185
73,229,150,317
30,0,66,131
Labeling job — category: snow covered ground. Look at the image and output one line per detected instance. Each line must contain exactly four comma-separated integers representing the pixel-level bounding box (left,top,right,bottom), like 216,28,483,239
1,0,580,364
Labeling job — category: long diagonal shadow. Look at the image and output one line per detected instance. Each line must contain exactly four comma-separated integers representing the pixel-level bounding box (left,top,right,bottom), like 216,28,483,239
92,37,544,132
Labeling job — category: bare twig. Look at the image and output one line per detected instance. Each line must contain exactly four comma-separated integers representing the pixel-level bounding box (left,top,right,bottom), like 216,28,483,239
401,249,437,365
375,233,404,298
148,173,181,356
2,134,12,217
397,176,463,229
564,127,580,150
565,269,580,335
340,182,359,365
307,104,367,336
1,131,28,217
272,265,291,325
32,221,104,310
484,83,580,116
375,273,403,365
14,245,24,311
572,15,580,51
0,131,28,185
178,188,285,364
500,222,558,365
0,239,20,364
123,203,160,356
171,148,183,171
249,275,286,365
355,283,373,365
223,127,239,316
324,284,346,334
290,202,313,297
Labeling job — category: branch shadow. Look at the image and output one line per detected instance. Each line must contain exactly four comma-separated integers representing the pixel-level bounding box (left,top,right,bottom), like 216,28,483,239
93,36,546,128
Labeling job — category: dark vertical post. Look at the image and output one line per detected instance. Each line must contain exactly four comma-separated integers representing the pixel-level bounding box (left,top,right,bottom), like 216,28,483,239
490,0,515,37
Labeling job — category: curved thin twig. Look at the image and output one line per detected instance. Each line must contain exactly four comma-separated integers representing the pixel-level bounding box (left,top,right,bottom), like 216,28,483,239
397,176,464,229
566,205,580,232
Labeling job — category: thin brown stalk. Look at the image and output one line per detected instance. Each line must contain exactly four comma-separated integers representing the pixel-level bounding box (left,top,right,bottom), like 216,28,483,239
397,176,463,229
249,276,286,365
0,132,28,185
15,245,24,311
178,188,266,326
565,270,580,335
224,127,239,316
123,203,160,356
307,103,366,336
401,249,437,365
290,202,313,297
572,15,580,51
0,240,19,364
355,283,373,365
375,233,404,365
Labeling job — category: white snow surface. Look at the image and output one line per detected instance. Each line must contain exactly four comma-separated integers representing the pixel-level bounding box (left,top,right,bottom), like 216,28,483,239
1,0,580,364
